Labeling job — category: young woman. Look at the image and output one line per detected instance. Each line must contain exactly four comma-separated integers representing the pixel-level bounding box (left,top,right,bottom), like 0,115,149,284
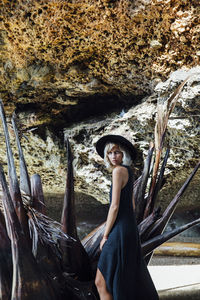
95,135,159,300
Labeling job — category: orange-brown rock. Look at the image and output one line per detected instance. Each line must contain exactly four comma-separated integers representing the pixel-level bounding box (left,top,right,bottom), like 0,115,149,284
0,0,199,121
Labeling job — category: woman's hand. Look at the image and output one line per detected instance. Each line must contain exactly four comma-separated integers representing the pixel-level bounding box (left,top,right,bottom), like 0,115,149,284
100,236,108,251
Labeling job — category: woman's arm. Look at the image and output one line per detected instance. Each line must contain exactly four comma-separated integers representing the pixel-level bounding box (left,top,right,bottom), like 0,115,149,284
100,167,125,250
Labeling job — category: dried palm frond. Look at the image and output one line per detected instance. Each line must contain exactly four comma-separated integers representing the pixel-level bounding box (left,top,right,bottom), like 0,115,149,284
27,206,75,257
144,74,194,219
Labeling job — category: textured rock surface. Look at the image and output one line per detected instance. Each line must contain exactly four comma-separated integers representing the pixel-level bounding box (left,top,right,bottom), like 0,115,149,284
64,67,200,208
0,1,199,213
0,124,66,193
1,68,198,210
0,0,199,124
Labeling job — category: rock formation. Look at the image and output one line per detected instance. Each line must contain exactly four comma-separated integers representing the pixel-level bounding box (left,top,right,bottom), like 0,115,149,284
0,0,199,113
0,0,199,211
64,68,200,209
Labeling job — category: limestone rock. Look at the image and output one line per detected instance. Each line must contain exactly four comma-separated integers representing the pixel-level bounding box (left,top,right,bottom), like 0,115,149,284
64,67,200,207
0,1,199,212
0,0,199,124
0,67,199,212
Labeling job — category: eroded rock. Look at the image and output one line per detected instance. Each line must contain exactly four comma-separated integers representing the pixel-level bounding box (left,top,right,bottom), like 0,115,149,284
0,68,199,211
0,0,199,124
0,1,199,213
63,67,200,208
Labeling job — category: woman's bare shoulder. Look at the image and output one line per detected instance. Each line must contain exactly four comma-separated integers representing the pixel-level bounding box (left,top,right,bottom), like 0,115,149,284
112,165,128,177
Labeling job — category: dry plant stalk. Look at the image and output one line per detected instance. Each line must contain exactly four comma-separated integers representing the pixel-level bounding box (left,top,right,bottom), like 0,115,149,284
144,75,194,218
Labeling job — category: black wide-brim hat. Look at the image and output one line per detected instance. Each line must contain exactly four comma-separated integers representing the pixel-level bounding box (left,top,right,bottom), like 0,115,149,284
96,135,136,160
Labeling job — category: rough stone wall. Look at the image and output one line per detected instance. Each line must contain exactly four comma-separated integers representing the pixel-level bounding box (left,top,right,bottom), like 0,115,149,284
63,67,200,208
0,68,199,210
0,1,199,211
0,0,199,122
0,124,66,194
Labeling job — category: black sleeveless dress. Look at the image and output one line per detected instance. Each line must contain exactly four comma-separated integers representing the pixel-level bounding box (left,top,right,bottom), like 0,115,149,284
97,165,159,300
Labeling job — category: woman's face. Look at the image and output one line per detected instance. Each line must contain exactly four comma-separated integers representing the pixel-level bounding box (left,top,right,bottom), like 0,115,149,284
107,144,123,167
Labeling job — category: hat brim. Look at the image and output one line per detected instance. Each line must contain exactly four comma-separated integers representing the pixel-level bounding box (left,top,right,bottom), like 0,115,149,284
96,135,136,161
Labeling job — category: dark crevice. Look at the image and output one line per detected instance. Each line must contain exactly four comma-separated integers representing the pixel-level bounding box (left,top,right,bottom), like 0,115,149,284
15,93,147,138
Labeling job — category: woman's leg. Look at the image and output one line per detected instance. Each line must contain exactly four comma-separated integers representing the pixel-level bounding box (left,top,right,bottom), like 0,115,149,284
95,268,113,300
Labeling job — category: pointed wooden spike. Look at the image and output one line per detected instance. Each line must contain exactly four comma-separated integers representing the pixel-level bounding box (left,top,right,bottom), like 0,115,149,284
142,217,200,257
135,145,154,223
0,100,30,240
138,207,161,242
60,136,92,280
31,174,46,214
0,164,23,235
11,114,32,202
143,149,161,219
61,136,78,239
147,161,200,239
149,148,170,214
0,99,20,199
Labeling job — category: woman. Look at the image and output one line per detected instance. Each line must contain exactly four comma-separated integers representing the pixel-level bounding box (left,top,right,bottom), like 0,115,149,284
95,135,159,300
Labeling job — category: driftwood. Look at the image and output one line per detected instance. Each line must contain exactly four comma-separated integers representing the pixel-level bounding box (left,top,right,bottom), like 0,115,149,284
0,75,199,299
